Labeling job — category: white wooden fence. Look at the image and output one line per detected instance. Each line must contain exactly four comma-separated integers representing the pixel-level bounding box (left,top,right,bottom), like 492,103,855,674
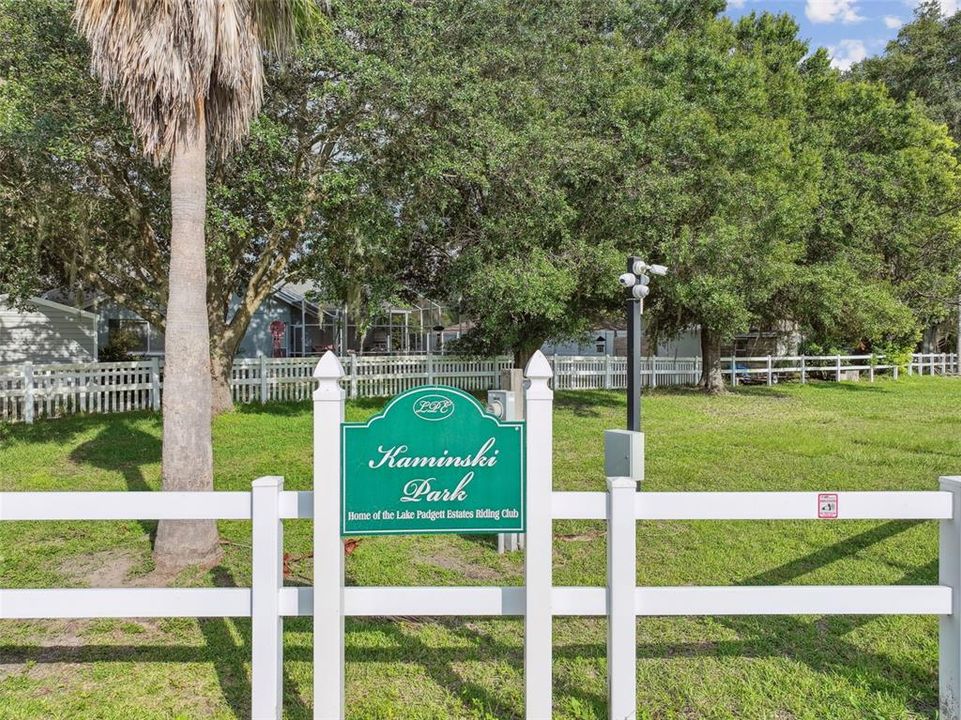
1,352,957,424
911,352,961,377
3,351,961,719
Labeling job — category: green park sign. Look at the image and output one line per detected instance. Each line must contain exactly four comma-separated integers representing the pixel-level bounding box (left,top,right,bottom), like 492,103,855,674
341,386,525,536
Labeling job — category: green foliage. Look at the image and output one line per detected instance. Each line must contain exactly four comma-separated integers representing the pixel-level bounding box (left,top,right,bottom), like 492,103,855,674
2,0,960,370
853,1,961,348
638,13,961,359
98,328,144,362
636,13,817,351
856,1,961,145
392,1,723,363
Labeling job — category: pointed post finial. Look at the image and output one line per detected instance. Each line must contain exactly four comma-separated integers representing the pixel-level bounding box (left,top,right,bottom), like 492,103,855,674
313,350,346,401
524,350,553,399
314,350,345,378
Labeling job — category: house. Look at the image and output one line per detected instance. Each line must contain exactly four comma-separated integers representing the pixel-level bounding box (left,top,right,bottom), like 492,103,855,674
78,283,450,359
0,296,99,364
541,322,702,358
722,322,802,358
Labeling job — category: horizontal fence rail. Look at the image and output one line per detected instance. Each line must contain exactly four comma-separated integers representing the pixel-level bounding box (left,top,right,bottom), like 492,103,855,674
552,490,955,520
4,585,950,621
0,352,957,423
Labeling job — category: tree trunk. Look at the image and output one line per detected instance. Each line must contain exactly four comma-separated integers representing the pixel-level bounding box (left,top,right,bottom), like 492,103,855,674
699,326,726,395
513,341,541,370
154,110,221,570
210,340,235,416
207,305,236,416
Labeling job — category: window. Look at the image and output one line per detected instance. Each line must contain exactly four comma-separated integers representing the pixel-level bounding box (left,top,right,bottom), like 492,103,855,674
595,335,607,354
107,318,149,353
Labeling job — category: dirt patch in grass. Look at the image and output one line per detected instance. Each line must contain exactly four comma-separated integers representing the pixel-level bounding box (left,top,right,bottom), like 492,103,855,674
0,549,181,679
59,548,180,589
1,550,200,686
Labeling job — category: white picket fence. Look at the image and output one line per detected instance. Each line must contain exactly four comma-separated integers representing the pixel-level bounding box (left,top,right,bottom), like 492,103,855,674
1,352,957,424
3,352,961,720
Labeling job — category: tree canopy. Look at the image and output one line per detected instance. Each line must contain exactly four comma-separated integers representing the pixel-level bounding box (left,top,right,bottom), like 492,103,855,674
3,0,960,392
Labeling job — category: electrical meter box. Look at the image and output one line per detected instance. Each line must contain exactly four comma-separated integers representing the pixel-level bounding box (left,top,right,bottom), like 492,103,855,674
486,390,517,421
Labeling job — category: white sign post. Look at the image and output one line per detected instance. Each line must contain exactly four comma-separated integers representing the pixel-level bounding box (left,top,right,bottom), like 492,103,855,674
314,352,346,719
941,476,961,720
524,351,554,719
607,476,637,719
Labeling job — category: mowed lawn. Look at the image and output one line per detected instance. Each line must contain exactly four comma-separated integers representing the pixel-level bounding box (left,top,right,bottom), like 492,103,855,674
1,376,960,719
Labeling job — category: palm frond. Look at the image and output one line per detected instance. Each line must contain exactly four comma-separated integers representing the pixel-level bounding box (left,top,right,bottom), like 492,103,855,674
73,0,325,163
252,0,329,55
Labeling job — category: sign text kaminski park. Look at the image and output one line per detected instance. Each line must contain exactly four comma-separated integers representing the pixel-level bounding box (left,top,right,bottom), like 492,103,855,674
341,386,525,535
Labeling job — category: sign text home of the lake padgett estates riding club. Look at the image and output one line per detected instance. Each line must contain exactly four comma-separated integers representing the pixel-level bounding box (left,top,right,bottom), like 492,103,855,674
340,386,525,535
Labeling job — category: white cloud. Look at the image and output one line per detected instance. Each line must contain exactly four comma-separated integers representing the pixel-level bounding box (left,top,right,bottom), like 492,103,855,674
806,0,864,24
727,0,747,7
883,15,903,28
828,39,868,70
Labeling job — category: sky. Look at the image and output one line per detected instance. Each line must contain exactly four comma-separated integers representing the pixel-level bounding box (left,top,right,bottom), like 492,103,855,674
723,0,957,70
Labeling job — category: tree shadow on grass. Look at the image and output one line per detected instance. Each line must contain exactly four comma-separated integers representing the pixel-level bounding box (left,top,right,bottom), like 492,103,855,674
198,566,311,719
234,400,312,418
723,385,795,399
67,418,162,540
712,520,939,717
800,381,890,394
554,390,624,418
0,519,940,718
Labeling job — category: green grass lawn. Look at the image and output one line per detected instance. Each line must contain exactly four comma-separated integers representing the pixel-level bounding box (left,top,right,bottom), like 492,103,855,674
1,376,960,719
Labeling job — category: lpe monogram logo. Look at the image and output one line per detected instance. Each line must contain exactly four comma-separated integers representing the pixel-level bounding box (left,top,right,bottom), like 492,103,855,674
412,395,455,421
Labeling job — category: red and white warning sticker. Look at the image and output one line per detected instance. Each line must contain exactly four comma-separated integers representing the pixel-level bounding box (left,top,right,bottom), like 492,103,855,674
818,493,838,519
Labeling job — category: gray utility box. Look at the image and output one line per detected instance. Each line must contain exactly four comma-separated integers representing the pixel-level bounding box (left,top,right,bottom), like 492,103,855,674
604,429,644,482
486,390,518,422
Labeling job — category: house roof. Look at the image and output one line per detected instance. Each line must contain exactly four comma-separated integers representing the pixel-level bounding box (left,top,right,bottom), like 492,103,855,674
272,282,323,312
1,294,99,321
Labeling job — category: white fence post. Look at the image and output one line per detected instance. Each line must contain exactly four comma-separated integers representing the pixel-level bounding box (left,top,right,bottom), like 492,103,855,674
941,476,961,720
730,354,738,387
22,362,34,424
836,354,842,382
151,357,161,411
427,353,435,384
766,355,773,386
524,351,554,719
607,476,637,720
869,356,875,383
604,354,612,390
800,355,807,384
252,476,284,720
314,352,346,720
350,354,359,398
260,356,268,404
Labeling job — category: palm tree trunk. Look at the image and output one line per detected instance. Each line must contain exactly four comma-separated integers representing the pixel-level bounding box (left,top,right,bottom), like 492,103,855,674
154,108,221,570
